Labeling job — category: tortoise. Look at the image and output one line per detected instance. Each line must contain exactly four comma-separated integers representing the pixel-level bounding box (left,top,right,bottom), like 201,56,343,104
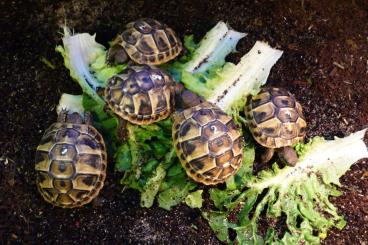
107,18,182,65
35,111,107,208
245,87,307,166
172,88,244,185
105,65,175,125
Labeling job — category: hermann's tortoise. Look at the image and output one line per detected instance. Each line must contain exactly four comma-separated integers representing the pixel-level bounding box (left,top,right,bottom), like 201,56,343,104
245,87,307,166
107,18,182,65
105,65,175,125
35,111,107,208
172,101,244,185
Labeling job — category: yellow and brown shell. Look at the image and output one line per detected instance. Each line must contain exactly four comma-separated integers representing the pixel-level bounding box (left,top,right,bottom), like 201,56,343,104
35,121,107,208
172,102,244,185
105,65,175,125
245,87,307,148
118,18,182,65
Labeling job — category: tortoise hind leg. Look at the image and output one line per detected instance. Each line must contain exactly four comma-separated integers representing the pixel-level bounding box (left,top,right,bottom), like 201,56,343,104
260,148,275,163
277,146,298,166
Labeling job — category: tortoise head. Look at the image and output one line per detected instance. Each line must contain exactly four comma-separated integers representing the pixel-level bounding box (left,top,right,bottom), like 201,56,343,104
57,110,92,125
173,83,204,111
106,35,128,65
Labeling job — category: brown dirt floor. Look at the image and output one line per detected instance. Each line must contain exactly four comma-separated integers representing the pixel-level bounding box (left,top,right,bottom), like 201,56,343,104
1,0,367,244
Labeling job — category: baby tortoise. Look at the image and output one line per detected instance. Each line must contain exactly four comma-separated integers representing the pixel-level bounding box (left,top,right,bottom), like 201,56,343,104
245,87,307,166
35,111,107,208
172,87,244,185
107,18,182,65
105,65,175,125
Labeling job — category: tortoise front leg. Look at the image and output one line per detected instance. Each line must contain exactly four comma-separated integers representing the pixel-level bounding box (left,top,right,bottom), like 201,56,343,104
277,146,298,166
260,148,275,163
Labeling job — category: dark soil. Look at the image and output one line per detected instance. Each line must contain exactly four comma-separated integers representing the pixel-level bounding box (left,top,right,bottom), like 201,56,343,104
1,0,367,244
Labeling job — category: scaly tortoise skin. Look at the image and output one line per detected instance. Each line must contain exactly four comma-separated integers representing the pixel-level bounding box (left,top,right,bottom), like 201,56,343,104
35,112,107,208
105,65,175,125
172,102,244,185
110,18,182,65
245,87,307,149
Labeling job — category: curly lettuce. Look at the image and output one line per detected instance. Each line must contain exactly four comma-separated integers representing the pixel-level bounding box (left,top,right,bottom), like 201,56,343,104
204,129,368,244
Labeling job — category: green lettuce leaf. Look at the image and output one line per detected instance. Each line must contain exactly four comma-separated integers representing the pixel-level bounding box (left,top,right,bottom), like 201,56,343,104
206,129,368,244
185,190,203,209
56,93,84,115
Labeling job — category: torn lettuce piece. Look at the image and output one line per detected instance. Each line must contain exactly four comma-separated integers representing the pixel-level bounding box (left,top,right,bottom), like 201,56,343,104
182,21,246,74
180,41,283,116
141,164,166,208
185,190,203,209
202,211,237,244
158,181,196,211
56,93,84,115
207,128,368,244
56,27,125,106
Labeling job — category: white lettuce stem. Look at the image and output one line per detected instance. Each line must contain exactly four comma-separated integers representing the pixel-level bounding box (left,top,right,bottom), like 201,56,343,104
183,21,246,74
57,27,106,106
208,41,283,112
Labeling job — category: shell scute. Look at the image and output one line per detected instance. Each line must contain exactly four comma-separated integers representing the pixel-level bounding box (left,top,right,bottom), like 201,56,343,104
202,121,226,141
193,109,216,126
49,160,74,179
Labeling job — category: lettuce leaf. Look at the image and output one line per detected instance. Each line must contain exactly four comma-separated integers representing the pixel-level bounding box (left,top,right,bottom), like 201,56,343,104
56,93,84,115
206,129,368,244
185,190,203,209
56,27,125,106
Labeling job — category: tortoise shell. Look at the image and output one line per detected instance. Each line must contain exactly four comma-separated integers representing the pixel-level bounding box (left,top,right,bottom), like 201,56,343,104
105,65,175,125
172,102,244,185
245,87,307,148
35,115,107,208
119,18,182,65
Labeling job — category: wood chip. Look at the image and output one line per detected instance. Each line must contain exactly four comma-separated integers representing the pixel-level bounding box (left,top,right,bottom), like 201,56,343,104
333,61,345,69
